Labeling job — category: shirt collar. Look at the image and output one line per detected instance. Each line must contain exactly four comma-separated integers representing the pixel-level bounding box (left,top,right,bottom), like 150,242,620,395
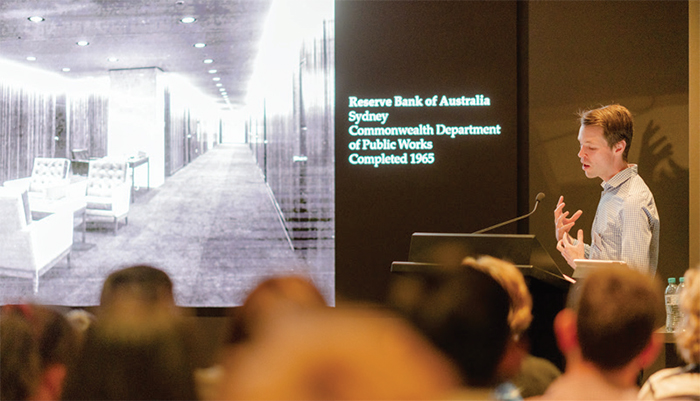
601,164,638,190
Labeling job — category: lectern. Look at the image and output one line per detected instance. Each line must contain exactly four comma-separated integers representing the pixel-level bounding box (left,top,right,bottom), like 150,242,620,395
390,232,573,370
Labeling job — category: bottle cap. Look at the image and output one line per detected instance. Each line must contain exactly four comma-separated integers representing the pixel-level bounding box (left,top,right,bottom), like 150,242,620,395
679,277,684,283
668,278,676,284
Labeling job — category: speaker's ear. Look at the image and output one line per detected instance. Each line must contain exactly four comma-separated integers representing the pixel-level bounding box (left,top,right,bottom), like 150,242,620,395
614,140,626,155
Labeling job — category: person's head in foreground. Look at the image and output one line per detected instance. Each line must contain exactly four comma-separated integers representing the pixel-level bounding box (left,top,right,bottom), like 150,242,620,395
0,304,78,401
466,255,563,398
99,264,176,317
565,266,664,370
541,265,665,399
674,266,700,365
388,262,512,389
638,265,700,400
224,275,328,346
61,302,197,401
466,255,533,379
218,306,461,400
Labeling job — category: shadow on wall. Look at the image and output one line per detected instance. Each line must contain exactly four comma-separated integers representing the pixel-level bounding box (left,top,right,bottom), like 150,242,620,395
637,120,690,281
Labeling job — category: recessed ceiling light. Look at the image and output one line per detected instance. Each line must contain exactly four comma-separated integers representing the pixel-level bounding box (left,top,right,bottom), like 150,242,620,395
107,57,119,62
208,69,217,74
216,83,222,87
193,43,206,48
212,77,220,81
76,40,90,46
62,67,70,72
180,16,196,24
219,88,225,92
28,16,45,23
203,59,214,64
26,56,37,61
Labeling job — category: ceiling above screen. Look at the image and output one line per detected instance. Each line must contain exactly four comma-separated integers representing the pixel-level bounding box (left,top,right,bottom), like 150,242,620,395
0,0,272,108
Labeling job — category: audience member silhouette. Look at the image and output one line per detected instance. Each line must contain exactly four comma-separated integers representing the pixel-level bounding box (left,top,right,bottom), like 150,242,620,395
1,304,78,401
467,256,561,399
190,275,330,400
533,265,665,400
61,265,198,400
639,265,700,399
218,306,461,400
98,264,178,317
388,262,513,398
13,263,683,401
224,275,328,347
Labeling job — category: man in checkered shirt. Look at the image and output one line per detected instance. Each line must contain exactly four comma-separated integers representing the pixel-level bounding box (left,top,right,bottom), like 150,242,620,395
554,104,659,275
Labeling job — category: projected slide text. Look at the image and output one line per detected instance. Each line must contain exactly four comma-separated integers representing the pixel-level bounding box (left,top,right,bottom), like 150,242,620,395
346,94,502,167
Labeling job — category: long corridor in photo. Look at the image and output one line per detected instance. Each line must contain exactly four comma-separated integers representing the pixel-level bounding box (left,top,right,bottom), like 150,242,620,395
0,144,334,307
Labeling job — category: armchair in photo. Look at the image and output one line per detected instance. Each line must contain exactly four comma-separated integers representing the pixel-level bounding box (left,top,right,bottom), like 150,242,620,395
85,158,131,234
3,157,88,201
3,157,72,199
0,187,73,293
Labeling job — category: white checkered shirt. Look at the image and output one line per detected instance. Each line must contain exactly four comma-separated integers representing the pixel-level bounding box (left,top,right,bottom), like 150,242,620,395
584,164,660,275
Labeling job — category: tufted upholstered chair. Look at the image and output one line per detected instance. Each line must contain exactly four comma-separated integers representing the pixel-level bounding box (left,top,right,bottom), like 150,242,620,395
0,186,73,293
85,158,131,234
29,157,71,192
3,157,72,199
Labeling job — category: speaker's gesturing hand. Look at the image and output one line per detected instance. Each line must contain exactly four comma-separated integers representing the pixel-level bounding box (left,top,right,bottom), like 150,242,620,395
554,195,582,243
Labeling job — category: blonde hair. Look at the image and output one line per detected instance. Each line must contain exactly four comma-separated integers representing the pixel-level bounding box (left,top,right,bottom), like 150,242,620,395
675,266,700,364
463,256,533,336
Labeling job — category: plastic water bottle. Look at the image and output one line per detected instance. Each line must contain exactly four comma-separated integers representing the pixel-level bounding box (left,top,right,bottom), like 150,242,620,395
677,277,686,327
665,278,679,332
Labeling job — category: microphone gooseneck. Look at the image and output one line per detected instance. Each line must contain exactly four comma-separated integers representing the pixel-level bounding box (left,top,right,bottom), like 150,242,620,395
472,192,545,234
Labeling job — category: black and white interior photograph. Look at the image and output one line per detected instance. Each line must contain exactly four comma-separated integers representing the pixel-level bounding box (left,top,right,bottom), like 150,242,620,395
0,0,335,307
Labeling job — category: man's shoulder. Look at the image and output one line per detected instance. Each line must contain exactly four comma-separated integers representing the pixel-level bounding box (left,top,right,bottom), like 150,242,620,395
620,173,656,204
629,170,652,188
537,371,638,400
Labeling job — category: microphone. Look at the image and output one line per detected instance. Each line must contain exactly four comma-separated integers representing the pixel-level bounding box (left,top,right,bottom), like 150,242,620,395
473,192,545,234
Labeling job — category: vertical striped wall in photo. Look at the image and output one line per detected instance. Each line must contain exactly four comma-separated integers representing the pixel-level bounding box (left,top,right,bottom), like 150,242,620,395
0,84,57,183
0,82,109,184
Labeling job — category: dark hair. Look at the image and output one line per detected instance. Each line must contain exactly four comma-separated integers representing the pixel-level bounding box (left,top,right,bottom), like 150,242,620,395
100,265,174,308
578,104,634,161
1,304,78,401
65,265,195,400
390,265,511,387
568,266,664,370
61,312,197,400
